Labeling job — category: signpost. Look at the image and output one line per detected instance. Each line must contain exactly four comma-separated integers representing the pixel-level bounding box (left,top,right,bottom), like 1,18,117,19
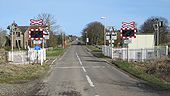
44,27,50,40
120,21,137,61
29,28,45,40
33,40,42,45
86,38,89,43
124,38,132,44
106,26,117,47
29,19,48,65
34,45,41,50
34,45,41,64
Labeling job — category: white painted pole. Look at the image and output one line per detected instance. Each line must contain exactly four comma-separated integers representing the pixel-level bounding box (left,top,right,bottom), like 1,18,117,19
101,17,106,56
42,39,44,49
11,25,14,62
40,50,43,65
166,45,168,56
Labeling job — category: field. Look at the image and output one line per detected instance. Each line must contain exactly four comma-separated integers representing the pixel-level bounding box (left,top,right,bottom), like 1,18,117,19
0,47,65,84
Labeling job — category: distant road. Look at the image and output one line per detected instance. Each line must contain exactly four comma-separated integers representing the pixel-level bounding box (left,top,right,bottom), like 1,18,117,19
34,41,169,96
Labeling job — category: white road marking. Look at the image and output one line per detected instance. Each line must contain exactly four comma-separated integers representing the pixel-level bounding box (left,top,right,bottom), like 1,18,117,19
86,75,95,87
76,53,83,65
52,57,58,64
82,66,87,72
76,52,96,88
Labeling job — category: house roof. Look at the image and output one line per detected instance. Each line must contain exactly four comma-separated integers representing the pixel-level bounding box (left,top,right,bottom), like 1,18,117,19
167,32,170,42
17,26,48,33
18,26,29,33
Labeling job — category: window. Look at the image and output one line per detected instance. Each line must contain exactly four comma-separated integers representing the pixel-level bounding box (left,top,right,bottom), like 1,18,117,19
16,32,20,37
16,40,21,48
18,40,21,48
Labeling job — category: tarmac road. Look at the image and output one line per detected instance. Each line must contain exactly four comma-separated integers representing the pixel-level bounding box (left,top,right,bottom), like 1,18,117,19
34,41,169,96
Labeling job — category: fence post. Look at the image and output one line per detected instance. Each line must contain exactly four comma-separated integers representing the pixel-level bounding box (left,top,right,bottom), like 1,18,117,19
111,47,113,59
127,46,129,62
166,45,168,56
141,48,143,62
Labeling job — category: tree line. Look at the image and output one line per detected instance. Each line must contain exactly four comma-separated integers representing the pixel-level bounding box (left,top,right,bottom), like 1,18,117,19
82,16,170,46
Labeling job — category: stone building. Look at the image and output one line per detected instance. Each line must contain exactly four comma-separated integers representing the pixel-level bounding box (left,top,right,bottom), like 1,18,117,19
9,22,47,49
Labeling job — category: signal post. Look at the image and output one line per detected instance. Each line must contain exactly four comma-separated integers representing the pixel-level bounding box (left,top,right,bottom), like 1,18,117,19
29,19,49,65
120,21,137,61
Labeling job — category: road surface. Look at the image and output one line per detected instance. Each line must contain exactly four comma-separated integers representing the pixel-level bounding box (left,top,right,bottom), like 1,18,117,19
34,42,169,96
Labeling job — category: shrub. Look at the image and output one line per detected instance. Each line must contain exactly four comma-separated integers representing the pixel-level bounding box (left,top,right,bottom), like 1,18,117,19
145,57,170,81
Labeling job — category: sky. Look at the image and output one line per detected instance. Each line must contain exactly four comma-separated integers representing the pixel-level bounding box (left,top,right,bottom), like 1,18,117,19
1,0,170,36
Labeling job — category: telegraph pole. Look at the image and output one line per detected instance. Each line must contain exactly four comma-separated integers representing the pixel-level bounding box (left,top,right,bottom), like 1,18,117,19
8,21,17,62
11,25,14,62
153,19,163,58
101,17,106,45
153,19,163,46
85,31,87,45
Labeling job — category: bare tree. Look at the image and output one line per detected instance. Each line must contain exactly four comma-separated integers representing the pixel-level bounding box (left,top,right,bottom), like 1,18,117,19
35,13,58,31
35,13,60,47
140,16,169,44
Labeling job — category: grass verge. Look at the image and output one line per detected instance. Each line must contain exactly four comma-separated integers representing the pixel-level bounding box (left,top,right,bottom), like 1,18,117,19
113,60,170,89
0,47,65,84
86,45,101,52
46,47,65,57
86,45,106,58
0,64,49,83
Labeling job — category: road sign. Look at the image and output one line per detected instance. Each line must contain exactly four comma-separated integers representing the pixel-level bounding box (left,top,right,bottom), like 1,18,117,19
29,28,45,40
122,21,135,28
111,32,117,40
34,45,41,50
86,38,89,43
124,39,132,44
44,35,50,40
43,30,50,40
106,26,114,32
106,32,111,40
33,40,42,44
120,21,137,39
106,32,117,40
30,19,44,26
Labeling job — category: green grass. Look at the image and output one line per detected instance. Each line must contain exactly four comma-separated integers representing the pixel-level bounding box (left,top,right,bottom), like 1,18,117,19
46,47,65,57
0,64,49,83
86,45,101,52
113,60,170,89
86,45,106,58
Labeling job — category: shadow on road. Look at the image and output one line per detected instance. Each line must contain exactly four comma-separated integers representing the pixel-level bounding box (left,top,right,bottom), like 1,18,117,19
85,59,106,63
